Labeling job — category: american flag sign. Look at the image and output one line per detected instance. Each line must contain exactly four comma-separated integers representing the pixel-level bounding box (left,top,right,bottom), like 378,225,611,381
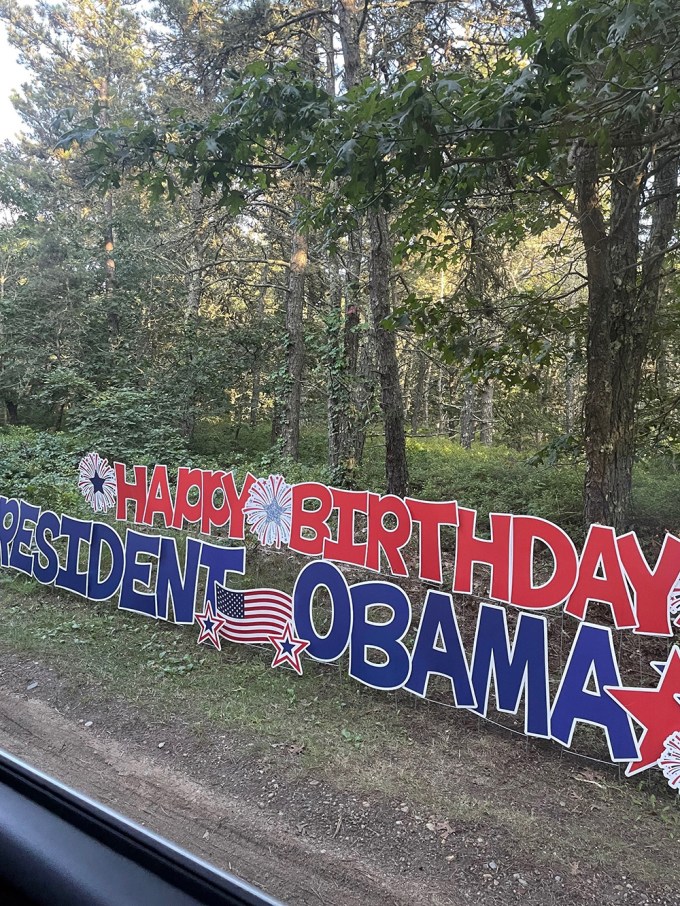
214,582,294,644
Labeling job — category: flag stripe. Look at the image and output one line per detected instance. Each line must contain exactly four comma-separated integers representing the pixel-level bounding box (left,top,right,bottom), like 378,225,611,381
241,604,293,620
219,628,282,643
219,625,282,636
243,588,292,600
243,599,292,613
214,581,293,646
236,613,290,626
244,595,292,610
221,618,289,631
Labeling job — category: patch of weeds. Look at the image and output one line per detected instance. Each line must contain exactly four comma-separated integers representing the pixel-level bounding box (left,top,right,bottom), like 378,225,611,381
39,620,93,645
145,650,205,676
341,728,364,749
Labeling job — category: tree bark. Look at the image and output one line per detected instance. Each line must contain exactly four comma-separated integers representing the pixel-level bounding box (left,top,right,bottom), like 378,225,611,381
335,0,409,492
410,352,429,433
368,209,408,495
460,381,475,448
576,141,618,527
250,265,268,428
281,182,308,460
336,0,363,88
5,400,18,424
326,255,350,477
98,70,119,339
179,182,207,441
479,381,494,446
576,139,678,530
324,20,361,482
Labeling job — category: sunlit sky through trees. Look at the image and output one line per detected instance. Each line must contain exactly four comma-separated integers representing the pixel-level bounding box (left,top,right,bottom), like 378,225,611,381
0,23,24,141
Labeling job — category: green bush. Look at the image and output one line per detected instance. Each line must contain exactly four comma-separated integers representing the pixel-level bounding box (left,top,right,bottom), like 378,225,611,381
0,424,676,541
68,388,188,465
0,427,87,514
633,460,680,532
192,419,273,459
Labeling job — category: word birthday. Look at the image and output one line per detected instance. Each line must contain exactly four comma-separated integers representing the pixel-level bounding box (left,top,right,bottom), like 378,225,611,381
112,462,680,637
0,451,677,791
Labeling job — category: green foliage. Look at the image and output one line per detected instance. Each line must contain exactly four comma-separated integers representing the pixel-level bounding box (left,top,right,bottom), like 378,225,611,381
192,420,274,459
0,423,676,556
633,461,680,532
358,436,680,540
69,388,188,465
0,427,86,514
2,0,678,535
368,438,585,534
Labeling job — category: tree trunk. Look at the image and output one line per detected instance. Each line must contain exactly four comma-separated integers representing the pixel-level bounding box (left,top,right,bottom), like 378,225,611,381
336,0,362,88
460,381,475,448
576,141,619,528
410,351,428,433
576,140,678,530
249,265,268,428
335,0,407,489
270,398,283,446
5,400,18,425
324,21,360,482
281,182,308,460
564,333,576,434
326,252,353,480
351,339,374,465
423,363,431,427
98,71,119,339
479,381,494,446
368,209,408,496
179,182,207,441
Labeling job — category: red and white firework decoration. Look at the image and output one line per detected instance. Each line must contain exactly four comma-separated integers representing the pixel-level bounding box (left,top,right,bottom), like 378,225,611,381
244,474,293,548
659,731,680,791
78,452,117,513
670,574,680,627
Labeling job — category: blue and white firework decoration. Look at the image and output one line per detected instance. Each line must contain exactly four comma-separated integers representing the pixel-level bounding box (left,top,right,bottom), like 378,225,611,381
244,474,293,548
78,452,117,513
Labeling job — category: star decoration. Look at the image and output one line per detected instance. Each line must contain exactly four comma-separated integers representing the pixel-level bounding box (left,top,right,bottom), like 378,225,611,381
90,471,106,495
269,622,310,676
605,647,680,776
196,599,227,651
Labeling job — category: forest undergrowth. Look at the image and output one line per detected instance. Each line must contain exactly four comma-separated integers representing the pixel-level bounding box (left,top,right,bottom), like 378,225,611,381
2,422,678,547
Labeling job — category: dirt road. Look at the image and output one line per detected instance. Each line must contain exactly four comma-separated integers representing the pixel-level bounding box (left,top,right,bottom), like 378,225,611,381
0,661,677,906
0,687,444,906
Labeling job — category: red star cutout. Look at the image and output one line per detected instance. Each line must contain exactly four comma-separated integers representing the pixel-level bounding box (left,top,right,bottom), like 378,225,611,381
605,647,680,776
269,622,310,676
196,600,227,651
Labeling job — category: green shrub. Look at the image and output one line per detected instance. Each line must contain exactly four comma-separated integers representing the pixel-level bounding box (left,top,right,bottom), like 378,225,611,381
0,424,676,541
0,427,87,514
633,460,680,531
69,388,188,465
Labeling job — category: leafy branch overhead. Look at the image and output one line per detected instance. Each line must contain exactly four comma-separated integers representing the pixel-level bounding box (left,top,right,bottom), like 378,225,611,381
1,0,679,529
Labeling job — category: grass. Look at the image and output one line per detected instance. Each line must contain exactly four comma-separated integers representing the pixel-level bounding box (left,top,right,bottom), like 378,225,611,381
0,571,401,768
0,573,680,880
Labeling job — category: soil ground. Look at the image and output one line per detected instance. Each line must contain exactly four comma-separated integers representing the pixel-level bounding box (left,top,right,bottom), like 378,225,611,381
0,574,678,905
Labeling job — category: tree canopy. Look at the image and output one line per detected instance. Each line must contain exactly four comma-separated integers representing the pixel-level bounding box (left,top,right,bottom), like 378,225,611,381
0,0,678,530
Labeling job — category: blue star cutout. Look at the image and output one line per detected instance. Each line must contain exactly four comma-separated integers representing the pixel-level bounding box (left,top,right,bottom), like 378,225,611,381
196,600,227,651
90,471,106,495
269,623,310,676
